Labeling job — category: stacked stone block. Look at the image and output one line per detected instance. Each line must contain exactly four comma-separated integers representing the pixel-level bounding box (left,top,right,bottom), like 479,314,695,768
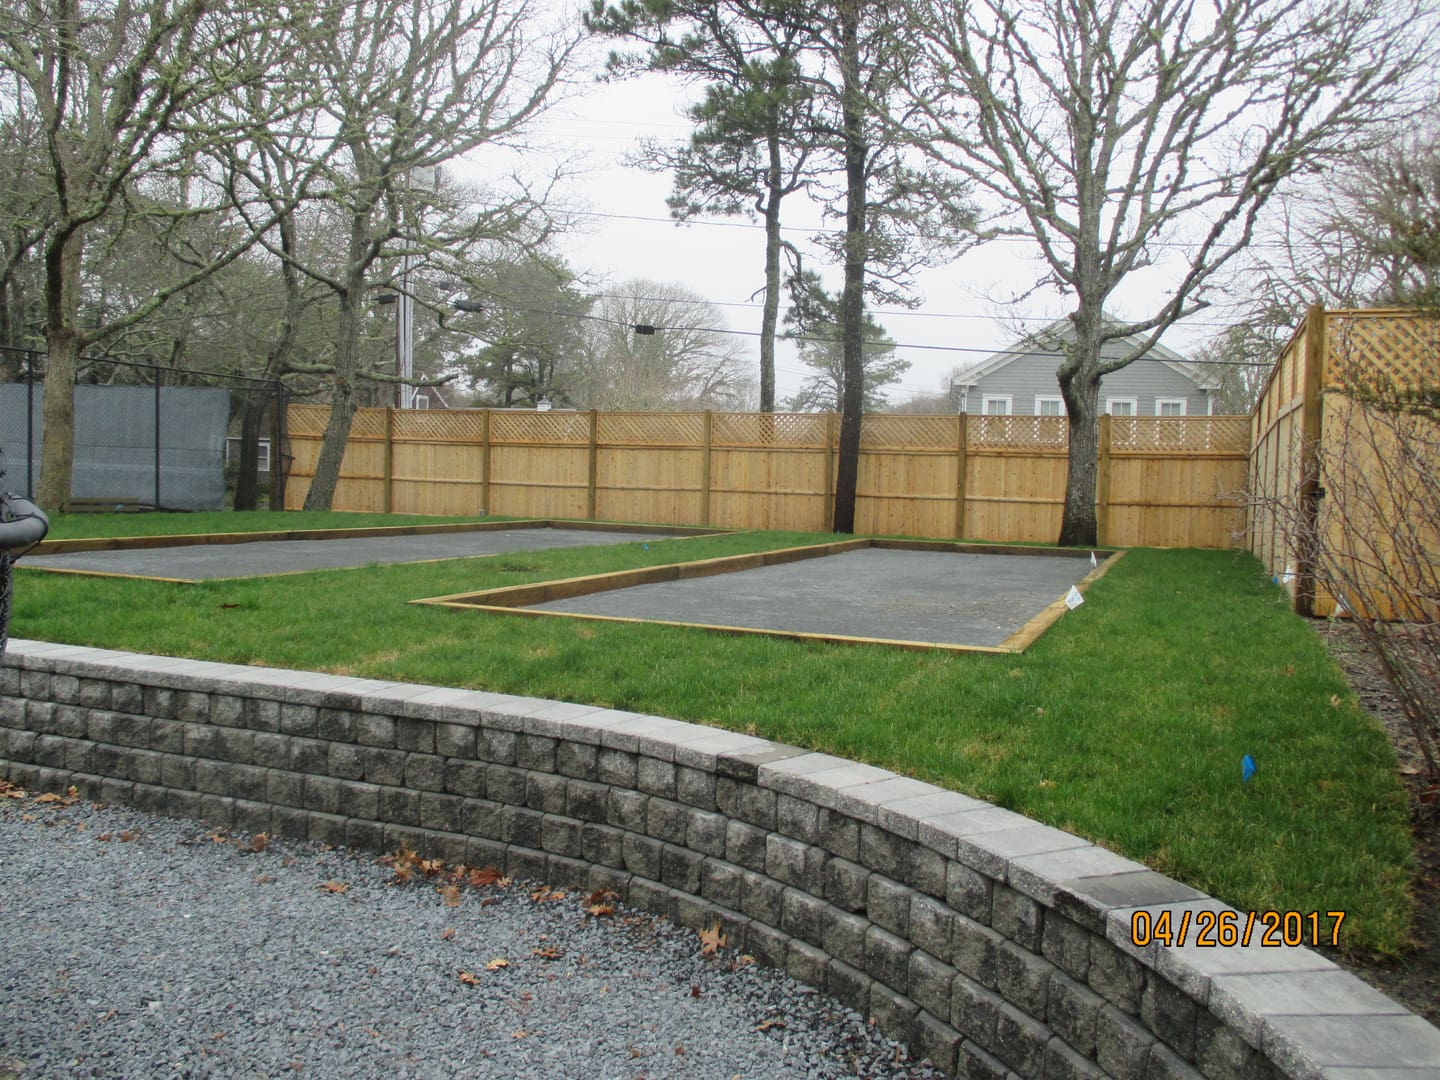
1,639,1435,1079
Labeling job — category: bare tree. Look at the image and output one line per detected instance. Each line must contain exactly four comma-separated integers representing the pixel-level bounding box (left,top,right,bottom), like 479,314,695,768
568,281,754,410
898,0,1435,545
0,0,287,510
225,0,576,511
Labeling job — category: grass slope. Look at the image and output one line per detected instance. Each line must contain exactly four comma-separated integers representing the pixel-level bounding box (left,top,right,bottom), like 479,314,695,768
8,513,1413,954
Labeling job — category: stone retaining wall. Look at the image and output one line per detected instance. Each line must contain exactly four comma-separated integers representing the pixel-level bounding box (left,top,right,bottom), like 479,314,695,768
1,640,1435,1079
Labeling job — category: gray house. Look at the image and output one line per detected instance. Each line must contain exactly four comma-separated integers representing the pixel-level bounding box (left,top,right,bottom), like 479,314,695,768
952,319,1219,417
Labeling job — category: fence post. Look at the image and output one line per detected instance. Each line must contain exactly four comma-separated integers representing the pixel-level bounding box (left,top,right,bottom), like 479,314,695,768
383,406,395,514
270,381,285,511
824,412,836,532
586,409,599,521
154,377,162,510
480,408,492,516
700,409,713,527
25,351,35,498
1096,414,1113,547
954,412,968,539
1295,305,1327,616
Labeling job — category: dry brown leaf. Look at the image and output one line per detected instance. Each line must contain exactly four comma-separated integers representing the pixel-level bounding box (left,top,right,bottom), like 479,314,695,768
485,958,509,971
754,1019,787,1033
254,875,274,885
458,971,480,986
245,833,270,854
34,792,71,805
511,1029,531,1039
468,866,506,887
0,781,26,799
440,927,457,941
439,885,462,908
531,946,563,960
118,830,140,843
529,886,566,903
320,880,349,894
208,831,229,844
421,859,445,877
697,921,726,959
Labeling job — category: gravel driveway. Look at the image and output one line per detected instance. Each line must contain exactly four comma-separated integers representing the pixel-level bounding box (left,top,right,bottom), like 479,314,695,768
0,790,943,1079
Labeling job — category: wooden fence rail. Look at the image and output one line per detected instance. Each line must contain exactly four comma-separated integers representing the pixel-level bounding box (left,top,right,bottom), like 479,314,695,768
284,406,1251,549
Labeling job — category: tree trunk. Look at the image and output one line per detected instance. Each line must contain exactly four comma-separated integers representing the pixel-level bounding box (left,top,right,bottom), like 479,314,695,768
303,292,362,511
232,393,268,511
36,228,84,511
759,126,784,414
831,0,866,535
1057,353,1102,547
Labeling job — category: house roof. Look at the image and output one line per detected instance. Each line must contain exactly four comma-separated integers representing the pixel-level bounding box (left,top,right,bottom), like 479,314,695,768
952,316,1219,391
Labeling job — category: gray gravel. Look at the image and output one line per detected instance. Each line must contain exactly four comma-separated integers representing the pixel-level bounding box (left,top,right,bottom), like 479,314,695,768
0,792,945,1080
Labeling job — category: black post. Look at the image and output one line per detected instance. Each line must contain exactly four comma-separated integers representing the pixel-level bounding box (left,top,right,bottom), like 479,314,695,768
154,376,162,510
25,351,34,498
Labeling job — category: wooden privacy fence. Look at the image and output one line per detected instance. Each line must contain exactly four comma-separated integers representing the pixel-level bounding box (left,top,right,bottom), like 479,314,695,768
1249,306,1439,617
285,406,1250,548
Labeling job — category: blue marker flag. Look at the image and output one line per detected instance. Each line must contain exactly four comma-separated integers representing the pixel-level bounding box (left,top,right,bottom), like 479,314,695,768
1242,754,1257,782
643,543,650,551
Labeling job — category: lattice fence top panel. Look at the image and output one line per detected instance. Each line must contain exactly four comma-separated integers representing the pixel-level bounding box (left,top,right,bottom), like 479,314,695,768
392,409,486,443
860,414,957,450
286,404,330,437
970,415,1068,449
489,410,590,445
1112,416,1250,453
1327,311,1440,392
712,412,828,448
597,412,706,447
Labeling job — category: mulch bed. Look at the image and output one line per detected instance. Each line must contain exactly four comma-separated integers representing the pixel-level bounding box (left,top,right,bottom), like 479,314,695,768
1312,620,1439,1024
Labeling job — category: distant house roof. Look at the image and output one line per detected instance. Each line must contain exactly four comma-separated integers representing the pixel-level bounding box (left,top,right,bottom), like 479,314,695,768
952,316,1219,391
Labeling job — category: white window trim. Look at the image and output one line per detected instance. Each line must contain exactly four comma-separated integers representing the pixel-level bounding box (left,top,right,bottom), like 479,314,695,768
1034,395,1065,416
1155,398,1188,417
981,394,1013,416
1105,397,1138,417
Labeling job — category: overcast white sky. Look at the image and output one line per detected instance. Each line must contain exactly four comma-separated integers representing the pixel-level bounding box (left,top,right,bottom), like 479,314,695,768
455,6,1244,408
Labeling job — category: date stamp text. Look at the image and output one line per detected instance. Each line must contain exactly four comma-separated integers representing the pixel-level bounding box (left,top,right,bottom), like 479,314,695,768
1129,909,1346,948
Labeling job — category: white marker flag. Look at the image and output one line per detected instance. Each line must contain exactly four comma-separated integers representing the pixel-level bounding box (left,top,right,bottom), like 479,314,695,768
1065,586,1084,610
1090,551,1098,568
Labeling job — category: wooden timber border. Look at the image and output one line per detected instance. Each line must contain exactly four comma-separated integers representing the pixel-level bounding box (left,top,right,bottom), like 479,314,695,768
412,540,1125,656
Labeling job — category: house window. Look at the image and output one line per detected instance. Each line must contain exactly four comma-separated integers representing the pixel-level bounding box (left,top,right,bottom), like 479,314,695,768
1156,398,1187,417
1035,396,1065,416
1105,398,1137,417
982,394,1012,415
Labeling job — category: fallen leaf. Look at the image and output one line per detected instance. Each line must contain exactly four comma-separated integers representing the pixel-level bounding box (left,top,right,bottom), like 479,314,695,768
208,831,229,844
530,886,566,903
0,782,26,798
439,885,462,908
755,1019,787,1033
244,833,270,854
76,822,87,832
254,875,274,885
421,859,445,877
320,880,349,894
440,928,457,941
34,791,74,806
485,958,509,971
531,946,563,960
118,830,140,842
468,866,506,887
458,971,481,986
511,1029,531,1039
697,921,726,959
689,985,702,999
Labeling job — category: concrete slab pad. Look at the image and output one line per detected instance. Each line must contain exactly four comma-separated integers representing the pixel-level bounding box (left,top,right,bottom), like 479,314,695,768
20,526,674,581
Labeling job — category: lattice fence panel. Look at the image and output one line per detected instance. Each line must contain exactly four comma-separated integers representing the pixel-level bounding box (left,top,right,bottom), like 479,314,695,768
1112,416,1250,453
597,412,706,447
969,415,1069,449
286,404,330,437
489,410,589,445
347,409,388,440
392,409,486,443
860,414,957,450
711,412,828,447
1328,311,1440,391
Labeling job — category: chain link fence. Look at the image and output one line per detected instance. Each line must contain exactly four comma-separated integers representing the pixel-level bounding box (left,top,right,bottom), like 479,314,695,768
0,348,289,512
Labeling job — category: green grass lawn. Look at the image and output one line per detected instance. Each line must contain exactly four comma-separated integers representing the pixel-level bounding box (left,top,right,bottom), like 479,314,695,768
8,511,1414,956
